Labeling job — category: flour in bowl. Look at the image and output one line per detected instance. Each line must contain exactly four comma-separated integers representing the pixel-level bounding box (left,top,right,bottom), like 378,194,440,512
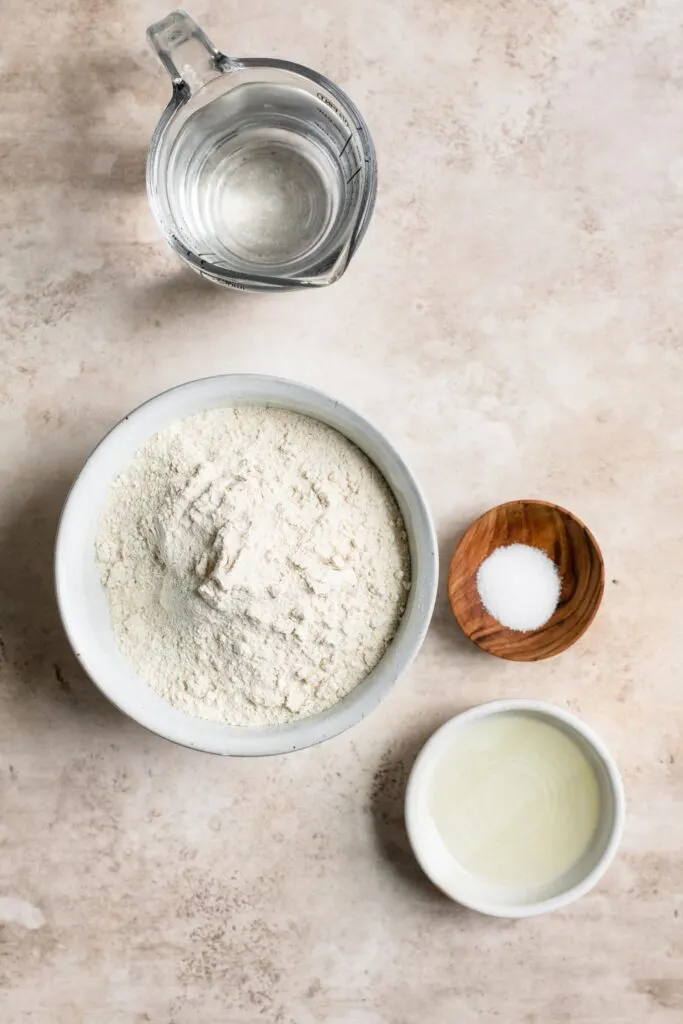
96,407,411,726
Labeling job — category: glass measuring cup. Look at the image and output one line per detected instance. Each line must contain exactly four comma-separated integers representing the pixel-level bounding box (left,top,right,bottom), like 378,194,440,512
146,10,377,291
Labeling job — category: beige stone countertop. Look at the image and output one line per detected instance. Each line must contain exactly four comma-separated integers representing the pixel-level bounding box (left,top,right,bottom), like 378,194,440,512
1,1,682,1021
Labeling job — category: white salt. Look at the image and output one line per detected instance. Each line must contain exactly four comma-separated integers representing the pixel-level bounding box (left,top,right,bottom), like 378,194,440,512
476,543,561,632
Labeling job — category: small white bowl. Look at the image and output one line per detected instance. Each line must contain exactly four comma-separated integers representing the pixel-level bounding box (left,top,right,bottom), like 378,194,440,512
405,700,625,917
55,374,438,756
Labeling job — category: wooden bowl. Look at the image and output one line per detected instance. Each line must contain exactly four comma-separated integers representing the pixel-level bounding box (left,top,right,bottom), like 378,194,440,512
448,500,604,661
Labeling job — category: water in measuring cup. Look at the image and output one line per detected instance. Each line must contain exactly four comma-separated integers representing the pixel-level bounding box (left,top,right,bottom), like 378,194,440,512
166,83,357,274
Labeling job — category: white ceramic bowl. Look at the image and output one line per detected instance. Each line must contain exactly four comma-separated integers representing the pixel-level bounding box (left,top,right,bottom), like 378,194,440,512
405,699,625,917
55,375,438,756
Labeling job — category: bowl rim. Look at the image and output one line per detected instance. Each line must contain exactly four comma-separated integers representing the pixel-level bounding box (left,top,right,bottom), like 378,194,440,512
54,373,438,756
405,698,626,917
448,498,606,662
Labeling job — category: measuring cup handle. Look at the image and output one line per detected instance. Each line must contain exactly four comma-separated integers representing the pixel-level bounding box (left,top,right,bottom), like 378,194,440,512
147,9,229,95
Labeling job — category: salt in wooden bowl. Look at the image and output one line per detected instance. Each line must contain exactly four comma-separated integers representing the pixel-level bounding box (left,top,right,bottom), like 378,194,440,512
448,500,604,661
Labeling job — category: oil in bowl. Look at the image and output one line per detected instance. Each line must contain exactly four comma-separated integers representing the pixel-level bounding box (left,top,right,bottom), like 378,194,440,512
405,700,625,917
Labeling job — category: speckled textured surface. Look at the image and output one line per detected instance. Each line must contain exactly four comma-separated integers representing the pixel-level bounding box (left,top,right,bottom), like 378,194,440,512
1,1,682,1020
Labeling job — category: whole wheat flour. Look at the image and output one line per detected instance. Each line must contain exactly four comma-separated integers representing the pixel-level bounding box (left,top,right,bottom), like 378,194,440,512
96,407,411,726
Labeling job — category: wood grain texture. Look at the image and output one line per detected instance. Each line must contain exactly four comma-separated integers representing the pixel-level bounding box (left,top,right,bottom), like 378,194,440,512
448,500,604,661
